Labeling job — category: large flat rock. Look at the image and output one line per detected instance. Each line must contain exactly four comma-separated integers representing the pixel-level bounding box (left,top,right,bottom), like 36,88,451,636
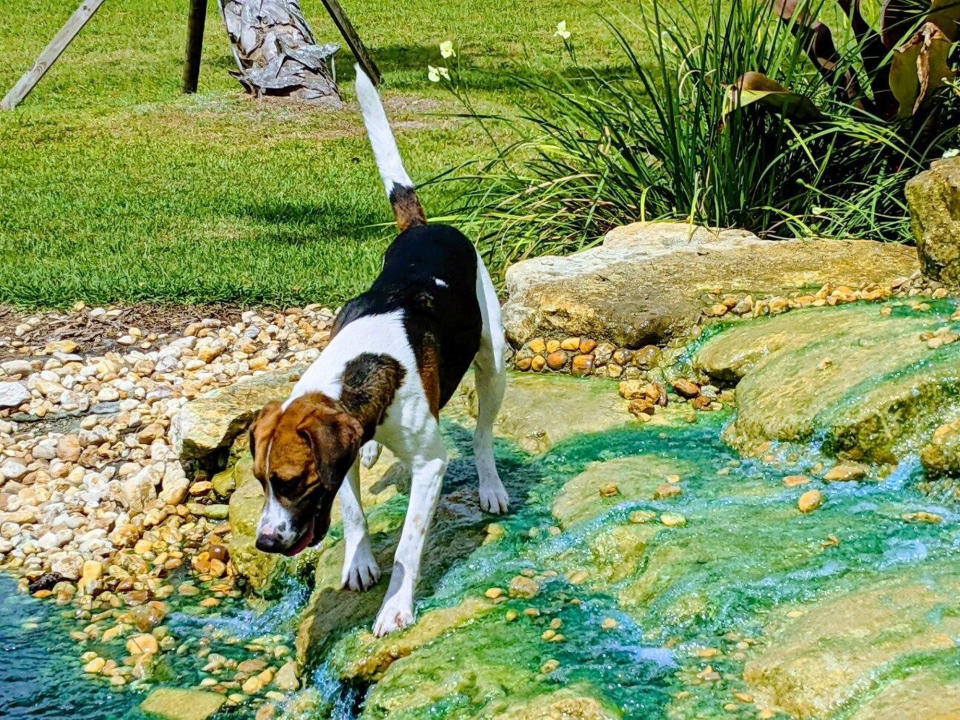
744,567,960,719
171,366,304,465
502,222,918,347
695,301,960,462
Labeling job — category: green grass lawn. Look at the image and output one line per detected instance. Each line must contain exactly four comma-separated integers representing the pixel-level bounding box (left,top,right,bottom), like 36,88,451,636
0,0,653,308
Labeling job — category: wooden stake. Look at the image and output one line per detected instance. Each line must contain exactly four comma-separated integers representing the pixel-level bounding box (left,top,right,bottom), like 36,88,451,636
320,0,381,85
1,0,108,110
183,0,209,93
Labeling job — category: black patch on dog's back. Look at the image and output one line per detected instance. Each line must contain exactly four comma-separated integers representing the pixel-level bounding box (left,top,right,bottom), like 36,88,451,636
334,224,482,410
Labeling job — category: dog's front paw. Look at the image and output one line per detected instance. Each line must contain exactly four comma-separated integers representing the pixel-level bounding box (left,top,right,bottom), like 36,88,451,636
342,542,381,591
373,593,414,636
360,441,382,469
479,477,509,515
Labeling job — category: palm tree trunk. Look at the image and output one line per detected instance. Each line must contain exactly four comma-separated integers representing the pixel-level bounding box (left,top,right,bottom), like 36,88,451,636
218,0,342,106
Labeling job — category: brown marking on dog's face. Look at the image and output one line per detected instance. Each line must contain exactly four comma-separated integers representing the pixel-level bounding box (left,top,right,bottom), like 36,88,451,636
248,394,362,555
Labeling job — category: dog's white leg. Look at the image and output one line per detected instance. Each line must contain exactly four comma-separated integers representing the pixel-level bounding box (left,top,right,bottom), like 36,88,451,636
340,458,380,591
473,254,509,514
373,430,447,636
359,440,382,469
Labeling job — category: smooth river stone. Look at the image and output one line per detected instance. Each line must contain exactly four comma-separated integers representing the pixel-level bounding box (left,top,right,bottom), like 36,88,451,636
140,688,226,720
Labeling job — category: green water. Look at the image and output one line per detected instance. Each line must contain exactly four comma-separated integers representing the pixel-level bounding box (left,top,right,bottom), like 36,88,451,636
0,572,309,719
6,390,960,718
284,407,960,718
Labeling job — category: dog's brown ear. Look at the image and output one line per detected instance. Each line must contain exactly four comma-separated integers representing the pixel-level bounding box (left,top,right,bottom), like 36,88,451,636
297,405,364,476
249,402,283,478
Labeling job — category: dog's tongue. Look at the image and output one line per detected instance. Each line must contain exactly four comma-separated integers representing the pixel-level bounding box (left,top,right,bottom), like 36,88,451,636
282,518,315,556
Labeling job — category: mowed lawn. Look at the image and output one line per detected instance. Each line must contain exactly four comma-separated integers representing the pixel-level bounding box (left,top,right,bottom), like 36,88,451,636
0,0,651,308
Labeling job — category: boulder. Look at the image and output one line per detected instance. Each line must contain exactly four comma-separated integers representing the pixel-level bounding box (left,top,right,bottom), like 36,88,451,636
502,222,918,347
906,157,960,284
451,372,630,454
744,567,960,718
170,365,303,465
139,688,226,720
921,417,960,477
695,302,960,462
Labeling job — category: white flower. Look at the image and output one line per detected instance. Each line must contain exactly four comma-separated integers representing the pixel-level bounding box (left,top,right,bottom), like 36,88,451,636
440,40,455,59
555,21,570,40
812,206,826,215
943,148,959,159
427,65,449,82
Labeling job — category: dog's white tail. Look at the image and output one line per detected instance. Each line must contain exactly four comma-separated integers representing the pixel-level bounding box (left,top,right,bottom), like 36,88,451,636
355,65,426,232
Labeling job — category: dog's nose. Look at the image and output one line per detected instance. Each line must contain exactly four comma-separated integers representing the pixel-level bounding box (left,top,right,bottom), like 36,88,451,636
255,527,285,553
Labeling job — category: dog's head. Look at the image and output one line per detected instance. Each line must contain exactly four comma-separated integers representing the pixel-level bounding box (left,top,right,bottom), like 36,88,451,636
249,394,363,556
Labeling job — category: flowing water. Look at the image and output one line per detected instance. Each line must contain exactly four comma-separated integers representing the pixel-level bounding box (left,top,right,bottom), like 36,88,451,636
4,393,960,717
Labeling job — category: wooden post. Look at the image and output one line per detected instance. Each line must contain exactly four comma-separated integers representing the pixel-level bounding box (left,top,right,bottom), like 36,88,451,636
320,0,381,84
1,0,107,110
183,0,209,93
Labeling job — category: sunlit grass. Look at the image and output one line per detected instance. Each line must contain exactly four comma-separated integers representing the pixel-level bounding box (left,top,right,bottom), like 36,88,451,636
0,0,674,308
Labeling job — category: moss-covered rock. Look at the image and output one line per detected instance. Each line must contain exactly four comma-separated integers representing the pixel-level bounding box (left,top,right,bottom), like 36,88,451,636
921,417,960,477
140,688,226,720
906,157,960,284
552,455,693,528
695,301,960,462
744,566,960,718
451,373,631,454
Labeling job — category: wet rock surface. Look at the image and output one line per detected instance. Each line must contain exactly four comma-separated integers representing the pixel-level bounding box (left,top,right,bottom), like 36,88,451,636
695,299,960,463
906,157,960,285
6,251,960,720
502,221,917,348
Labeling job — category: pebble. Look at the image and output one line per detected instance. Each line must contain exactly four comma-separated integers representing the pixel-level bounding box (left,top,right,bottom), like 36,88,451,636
901,511,942,524
484,587,504,599
601,618,618,630
126,633,159,656
798,489,824,513
0,382,30,409
660,513,686,527
508,575,540,599
540,659,560,674
782,474,811,487
654,483,682,500
823,463,868,482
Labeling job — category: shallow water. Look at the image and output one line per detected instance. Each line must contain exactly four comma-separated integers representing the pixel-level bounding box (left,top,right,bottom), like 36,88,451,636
0,570,309,719
5,389,960,718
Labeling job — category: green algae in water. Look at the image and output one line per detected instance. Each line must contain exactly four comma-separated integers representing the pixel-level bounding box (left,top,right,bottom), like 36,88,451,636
314,408,960,718
0,570,311,720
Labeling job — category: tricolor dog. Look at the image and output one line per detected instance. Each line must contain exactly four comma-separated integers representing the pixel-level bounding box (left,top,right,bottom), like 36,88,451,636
248,66,509,636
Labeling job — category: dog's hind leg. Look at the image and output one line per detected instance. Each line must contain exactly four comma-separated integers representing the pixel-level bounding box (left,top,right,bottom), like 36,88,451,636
473,254,509,515
340,458,380,591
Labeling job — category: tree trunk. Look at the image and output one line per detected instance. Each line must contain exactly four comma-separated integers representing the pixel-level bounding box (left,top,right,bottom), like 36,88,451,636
218,0,343,106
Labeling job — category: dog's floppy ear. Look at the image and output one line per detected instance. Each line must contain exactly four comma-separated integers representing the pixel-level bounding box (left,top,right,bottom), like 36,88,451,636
297,404,363,480
249,402,283,478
